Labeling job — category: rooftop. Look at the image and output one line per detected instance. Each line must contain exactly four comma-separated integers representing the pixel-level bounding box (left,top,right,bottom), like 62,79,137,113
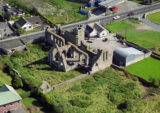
0,84,22,106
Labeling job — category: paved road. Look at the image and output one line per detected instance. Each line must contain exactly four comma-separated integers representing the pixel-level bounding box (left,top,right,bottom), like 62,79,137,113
0,3,160,51
140,18,160,30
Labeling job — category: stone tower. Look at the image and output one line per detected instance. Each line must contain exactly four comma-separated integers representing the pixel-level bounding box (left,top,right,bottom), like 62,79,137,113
73,25,85,45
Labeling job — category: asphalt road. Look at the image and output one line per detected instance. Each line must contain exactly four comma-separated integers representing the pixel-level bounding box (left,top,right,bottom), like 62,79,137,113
0,3,160,51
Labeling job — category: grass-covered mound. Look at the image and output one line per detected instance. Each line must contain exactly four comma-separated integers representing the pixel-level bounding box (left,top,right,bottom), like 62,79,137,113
105,20,160,54
125,57,160,82
147,12,160,24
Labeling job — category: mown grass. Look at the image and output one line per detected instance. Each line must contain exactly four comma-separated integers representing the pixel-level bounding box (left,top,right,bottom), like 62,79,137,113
125,57,160,81
105,20,160,53
147,12,160,24
44,68,160,113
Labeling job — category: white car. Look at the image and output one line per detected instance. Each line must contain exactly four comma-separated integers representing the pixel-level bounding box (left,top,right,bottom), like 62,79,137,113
113,15,120,20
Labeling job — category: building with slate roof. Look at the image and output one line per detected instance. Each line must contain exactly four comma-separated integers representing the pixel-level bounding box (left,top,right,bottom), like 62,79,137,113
14,17,33,31
85,23,109,38
0,84,26,113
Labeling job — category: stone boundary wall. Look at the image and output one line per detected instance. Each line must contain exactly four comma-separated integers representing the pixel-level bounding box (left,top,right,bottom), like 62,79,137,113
151,52,160,60
52,73,89,89
111,64,155,87
41,73,89,93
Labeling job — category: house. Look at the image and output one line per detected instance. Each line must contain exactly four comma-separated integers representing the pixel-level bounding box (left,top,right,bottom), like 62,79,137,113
0,84,26,113
0,22,14,39
26,16,43,29
113,47,145,66
85,23,109,38
14,17,33,31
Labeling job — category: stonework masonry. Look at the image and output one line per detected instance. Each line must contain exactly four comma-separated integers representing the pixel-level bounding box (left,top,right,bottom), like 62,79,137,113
45,25,113,73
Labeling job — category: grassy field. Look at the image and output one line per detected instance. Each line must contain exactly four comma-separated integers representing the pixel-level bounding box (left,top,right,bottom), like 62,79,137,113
125,57,160,81
44,68,160,113
105,20,160,54
147,11,160,24
6,0,86,24
0,43,84,86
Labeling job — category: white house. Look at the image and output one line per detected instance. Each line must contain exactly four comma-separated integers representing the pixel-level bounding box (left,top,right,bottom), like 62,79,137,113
85,23,109,38
14,17,33,31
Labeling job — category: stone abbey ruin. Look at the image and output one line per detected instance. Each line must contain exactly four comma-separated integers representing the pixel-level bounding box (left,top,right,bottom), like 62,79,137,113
45,25,113,73
45,24,151,73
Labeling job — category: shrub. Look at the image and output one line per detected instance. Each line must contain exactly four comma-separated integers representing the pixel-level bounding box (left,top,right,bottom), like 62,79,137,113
69,94,92,108
19,91,31,98
12,74,23,89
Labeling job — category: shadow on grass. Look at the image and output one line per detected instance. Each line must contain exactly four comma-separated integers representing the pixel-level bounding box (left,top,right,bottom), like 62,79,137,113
31,99,54,113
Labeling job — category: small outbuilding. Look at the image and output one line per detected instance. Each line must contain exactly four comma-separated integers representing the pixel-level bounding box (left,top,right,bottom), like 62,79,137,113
113,47,145,66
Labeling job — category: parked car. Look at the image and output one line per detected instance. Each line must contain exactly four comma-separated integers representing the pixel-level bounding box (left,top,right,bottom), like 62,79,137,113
128,12,135,16
113,15,120,20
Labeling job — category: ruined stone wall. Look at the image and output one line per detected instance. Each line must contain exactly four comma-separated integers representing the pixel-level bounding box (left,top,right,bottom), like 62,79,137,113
45,30,65,47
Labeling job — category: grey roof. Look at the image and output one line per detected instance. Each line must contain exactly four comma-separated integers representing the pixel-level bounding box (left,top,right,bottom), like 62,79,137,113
86,25,93,33
0,84,22,106
0,22,9,29
99,0,124,8
0,39,25,50
15,17,32,28
26,16,42,24
0,22,13,34
15,17,27,28
94,23,104,33
114,47,144,58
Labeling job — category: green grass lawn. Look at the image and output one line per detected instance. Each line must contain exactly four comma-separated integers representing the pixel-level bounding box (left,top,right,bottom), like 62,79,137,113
147,12,160,24
105,20,160,53
125,57,160,81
